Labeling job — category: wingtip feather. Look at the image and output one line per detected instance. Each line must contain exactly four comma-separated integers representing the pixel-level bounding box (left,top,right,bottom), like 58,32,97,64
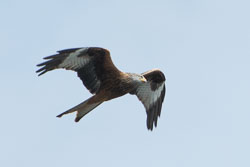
74,117,81,122
56,114,63,118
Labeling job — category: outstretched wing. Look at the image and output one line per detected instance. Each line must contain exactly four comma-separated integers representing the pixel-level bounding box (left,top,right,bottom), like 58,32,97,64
135,69,166,130
36,47,121,94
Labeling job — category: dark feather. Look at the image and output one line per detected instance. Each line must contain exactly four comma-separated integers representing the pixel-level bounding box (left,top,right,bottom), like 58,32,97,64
142,69,165,91
77,62,101,94
36,54,68,76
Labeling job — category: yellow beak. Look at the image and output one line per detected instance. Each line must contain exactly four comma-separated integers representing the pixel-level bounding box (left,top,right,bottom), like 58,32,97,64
140,77,147,83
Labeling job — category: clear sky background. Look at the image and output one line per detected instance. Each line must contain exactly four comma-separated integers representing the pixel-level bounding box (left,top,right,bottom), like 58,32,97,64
1,0,249,166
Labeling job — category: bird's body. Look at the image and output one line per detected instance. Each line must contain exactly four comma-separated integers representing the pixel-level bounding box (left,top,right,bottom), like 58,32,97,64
37,47,166,130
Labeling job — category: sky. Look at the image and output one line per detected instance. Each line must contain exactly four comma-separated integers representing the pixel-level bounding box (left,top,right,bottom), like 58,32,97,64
1,0,250,166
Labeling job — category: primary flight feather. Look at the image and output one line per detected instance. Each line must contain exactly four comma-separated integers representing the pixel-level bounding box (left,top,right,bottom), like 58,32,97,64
36,47,166,130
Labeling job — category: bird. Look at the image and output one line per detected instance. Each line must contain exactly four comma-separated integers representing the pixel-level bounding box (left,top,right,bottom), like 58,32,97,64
36,47,166,130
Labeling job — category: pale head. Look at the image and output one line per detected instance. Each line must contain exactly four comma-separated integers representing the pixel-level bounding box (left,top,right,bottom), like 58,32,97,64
128,73,147,84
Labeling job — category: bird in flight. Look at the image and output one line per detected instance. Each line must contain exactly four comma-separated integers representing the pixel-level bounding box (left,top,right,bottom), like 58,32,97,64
36,47,166,130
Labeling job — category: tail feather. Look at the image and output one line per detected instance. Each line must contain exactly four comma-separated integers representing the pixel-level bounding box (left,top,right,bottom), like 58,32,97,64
56,96,103,122
75,101,102,122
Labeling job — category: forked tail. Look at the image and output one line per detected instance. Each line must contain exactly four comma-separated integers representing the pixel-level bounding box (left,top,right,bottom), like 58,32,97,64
57,96,103,122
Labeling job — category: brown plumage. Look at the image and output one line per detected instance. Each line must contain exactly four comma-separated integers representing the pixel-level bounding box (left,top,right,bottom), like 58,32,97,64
37,47,166,130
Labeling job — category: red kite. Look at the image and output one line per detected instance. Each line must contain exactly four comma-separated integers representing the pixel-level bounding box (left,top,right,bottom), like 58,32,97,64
37,47,166,130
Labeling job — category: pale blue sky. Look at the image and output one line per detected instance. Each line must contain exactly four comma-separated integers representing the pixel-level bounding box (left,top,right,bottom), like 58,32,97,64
1,0,250,166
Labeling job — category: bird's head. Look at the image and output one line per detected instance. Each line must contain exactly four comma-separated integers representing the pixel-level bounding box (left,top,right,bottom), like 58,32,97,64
129,73,147,84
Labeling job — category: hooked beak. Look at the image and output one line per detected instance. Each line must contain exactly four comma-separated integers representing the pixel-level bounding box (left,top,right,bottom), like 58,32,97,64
140,77,147,83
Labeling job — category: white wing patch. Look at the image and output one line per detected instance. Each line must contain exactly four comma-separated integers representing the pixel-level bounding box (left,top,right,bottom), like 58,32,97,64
136,83,165,109
153,84,164,104
59,48,90,70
